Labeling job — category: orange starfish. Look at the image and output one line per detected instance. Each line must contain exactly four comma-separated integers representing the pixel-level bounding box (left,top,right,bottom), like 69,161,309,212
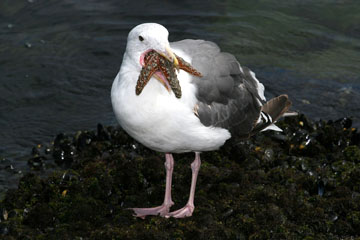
136,50,202,98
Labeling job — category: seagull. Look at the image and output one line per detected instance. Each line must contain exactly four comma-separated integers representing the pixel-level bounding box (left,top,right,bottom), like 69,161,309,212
111,23,292,218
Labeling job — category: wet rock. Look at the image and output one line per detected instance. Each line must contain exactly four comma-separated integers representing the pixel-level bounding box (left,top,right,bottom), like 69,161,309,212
53,133,77,166
75,131,95,151
0,115,360,239
335,117,352,129
263,148,274,162
343,145,360,163
31,146,40,156
24,42,32,48
270,132,287,142
59,170,80,188
222,208,234,219
318,179,325,196
96,123,110,141
24,203,54,228
28,156,46,170
0,223,9,236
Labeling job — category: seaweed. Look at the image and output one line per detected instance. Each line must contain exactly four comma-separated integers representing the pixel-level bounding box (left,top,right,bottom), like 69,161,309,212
1,114,360,239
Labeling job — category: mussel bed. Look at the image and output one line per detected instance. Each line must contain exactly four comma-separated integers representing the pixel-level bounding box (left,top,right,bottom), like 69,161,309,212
1,114,360,239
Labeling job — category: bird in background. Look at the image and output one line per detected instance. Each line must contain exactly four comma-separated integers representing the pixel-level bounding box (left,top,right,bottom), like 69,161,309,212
111,23,293,218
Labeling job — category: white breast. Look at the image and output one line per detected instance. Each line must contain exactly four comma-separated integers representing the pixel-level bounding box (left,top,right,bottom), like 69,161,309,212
111,54,231,153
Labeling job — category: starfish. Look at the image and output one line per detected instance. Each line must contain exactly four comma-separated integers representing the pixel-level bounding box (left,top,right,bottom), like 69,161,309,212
136,50,202,98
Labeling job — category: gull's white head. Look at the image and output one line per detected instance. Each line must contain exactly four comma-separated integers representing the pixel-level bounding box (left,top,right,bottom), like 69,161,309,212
124,23,178,69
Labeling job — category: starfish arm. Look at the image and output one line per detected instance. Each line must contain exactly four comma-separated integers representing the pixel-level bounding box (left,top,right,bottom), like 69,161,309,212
136,55,159,95
175,54,203,77
160,59,182,98
158,57,171,80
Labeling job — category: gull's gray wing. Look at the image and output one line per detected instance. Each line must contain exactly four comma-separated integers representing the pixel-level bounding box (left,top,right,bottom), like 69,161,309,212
171,39,268,138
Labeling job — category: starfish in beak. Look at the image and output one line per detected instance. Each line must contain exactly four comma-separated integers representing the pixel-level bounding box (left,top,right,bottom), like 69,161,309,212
136,46,202,98
160,45,179,70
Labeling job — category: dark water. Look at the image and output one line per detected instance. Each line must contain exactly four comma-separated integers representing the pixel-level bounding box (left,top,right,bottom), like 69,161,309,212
0,0,359,192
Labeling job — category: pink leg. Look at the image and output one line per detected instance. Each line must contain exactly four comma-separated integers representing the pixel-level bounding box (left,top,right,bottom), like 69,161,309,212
130,153,175,219
166,152,201,218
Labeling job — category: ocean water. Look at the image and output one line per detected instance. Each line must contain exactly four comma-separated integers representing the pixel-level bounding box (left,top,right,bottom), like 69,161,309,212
0,0,359,192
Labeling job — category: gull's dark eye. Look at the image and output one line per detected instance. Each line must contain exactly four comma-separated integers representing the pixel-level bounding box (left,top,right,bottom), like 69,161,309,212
139,36,144,42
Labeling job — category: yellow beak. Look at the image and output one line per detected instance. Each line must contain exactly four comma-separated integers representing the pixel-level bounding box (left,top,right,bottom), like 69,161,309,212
159,45,179,69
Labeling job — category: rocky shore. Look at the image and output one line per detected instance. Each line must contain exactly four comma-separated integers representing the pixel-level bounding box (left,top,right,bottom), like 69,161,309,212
0,114,360,239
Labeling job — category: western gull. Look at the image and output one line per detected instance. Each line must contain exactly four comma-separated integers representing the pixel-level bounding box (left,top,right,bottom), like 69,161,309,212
111,23,292,218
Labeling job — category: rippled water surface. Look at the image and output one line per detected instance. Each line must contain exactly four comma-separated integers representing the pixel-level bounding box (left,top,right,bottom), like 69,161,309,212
1,0,360,192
